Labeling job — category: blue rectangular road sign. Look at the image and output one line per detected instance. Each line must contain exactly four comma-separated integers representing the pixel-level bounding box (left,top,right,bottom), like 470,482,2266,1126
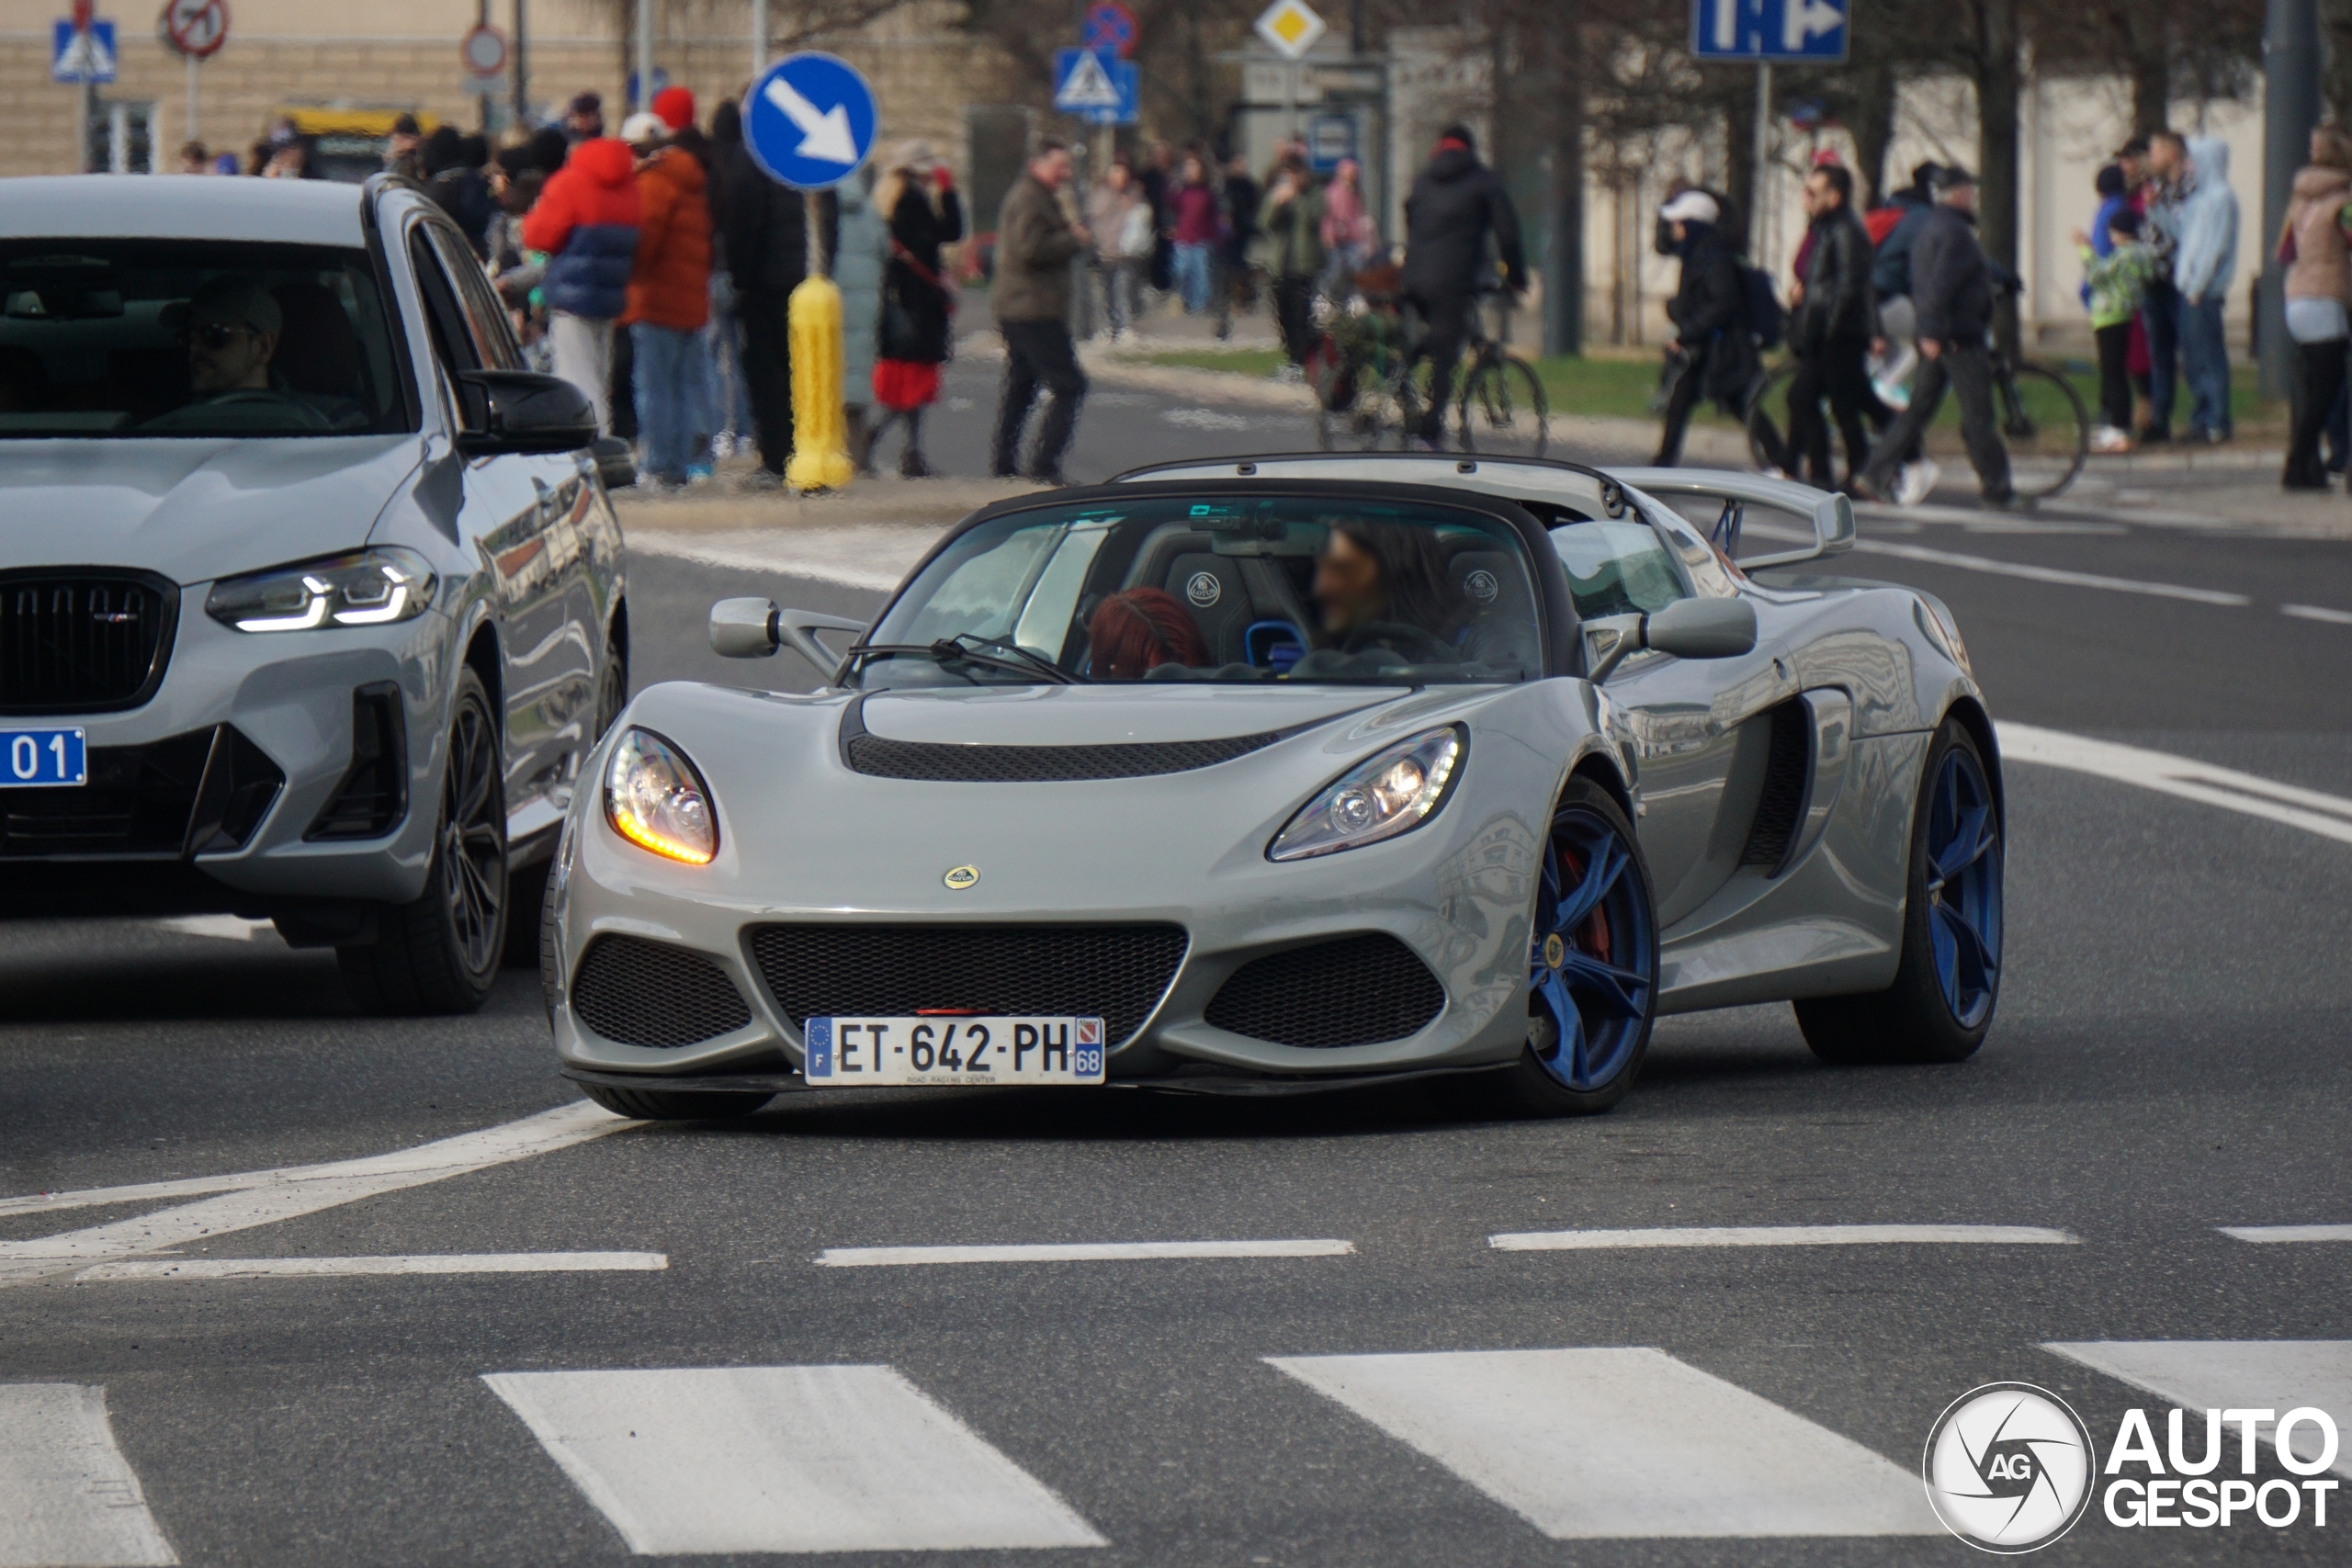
1690,0,1849,62
51,19,117,85
1053,47,1138,127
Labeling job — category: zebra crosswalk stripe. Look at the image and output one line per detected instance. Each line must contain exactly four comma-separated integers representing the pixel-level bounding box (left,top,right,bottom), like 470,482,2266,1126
481,1365,1109,1553
2043,1340,2352,1479
0,1384,176,1567
1267,1348,1943,1538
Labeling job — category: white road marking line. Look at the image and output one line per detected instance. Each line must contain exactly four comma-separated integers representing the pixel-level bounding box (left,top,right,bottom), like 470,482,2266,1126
1487,1224,2075,1251
1268,1348,1940,1538
74,1251,665,1282
482,1366,1108,1553
816,1239,1354,1268
1997,723,2352,845
0,1101,632,1288
2221,1224,2352,1243
0,1384,177,1567
628,527,926,592
2284,603,2352,626
2043,1341,2352,1480
1736,520,2250,604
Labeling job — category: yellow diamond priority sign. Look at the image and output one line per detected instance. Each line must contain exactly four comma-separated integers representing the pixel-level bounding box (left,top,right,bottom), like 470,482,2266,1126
1254,0,1327,59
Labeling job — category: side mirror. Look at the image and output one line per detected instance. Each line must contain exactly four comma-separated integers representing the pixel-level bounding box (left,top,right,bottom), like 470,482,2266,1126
1586,597,1758,681
709,599,870,678
453,369,598,456
591,434,637,491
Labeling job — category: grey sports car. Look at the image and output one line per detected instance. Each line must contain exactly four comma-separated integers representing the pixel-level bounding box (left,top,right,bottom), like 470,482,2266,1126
544,454,2001,1120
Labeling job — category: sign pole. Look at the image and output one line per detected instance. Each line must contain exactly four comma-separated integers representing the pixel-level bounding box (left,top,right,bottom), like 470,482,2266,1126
186,53,198,147
1752,60,1771,256
751,0,765,75
635,0,653,112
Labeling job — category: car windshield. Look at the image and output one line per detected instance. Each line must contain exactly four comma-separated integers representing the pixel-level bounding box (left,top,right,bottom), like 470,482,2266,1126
0,239,410,438
855,495,1545,688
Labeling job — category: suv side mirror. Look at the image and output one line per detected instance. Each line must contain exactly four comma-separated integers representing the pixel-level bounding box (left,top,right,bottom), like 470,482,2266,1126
453,370,598,456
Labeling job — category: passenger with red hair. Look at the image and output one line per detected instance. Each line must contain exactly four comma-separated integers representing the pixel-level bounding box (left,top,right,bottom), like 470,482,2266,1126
1087,588,1209,679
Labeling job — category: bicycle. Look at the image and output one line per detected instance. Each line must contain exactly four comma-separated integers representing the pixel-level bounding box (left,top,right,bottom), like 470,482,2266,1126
1745,335,2087,501
1317,280,1550,457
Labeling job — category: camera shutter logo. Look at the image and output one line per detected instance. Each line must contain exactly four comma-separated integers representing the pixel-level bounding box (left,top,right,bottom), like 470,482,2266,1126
1923,1382,2096,1552
1185,570,1222,607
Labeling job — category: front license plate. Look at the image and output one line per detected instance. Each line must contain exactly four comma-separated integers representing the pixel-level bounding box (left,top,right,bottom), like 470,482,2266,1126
803,1016,1106,1086
0,728,85,787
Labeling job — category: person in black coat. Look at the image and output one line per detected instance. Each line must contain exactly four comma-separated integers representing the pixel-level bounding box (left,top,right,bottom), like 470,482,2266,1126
1399,123,1525,445
713,104,837,486
870,144,966,477
1779,164,1881,488
1651,189,1760,467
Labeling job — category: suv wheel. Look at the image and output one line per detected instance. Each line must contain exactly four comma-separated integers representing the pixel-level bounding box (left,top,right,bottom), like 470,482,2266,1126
338,667,507,1014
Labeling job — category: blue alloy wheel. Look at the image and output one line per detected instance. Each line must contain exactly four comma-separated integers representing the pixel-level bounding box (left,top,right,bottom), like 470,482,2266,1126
1923,744,2002,1028
1529,804,1657,1091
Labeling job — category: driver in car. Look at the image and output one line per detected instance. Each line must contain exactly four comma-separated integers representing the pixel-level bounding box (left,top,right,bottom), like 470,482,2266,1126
181,276,282,397
1310,518,1467,660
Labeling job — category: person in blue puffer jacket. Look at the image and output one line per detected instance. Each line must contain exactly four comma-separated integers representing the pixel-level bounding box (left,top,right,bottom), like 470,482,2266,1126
522,136,641,431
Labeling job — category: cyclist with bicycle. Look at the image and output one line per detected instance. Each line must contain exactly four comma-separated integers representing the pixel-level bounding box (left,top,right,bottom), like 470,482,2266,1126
1855,167,2015,509
1400,122,1527,448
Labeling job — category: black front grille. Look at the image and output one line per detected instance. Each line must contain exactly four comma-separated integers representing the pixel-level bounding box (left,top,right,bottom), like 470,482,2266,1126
1,570,178,714
748,923,1189,1044
845,731,1282,783
0,725,280,859
571,935,754,1048
1739,701,1812,872
1204,933,1445,1048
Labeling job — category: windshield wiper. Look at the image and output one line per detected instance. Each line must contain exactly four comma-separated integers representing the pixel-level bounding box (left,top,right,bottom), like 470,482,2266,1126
845,636,1079,684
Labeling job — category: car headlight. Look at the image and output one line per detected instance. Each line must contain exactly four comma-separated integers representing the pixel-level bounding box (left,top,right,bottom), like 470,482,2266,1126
1269,726,1464,862
605,728,717,865
205,548,437,632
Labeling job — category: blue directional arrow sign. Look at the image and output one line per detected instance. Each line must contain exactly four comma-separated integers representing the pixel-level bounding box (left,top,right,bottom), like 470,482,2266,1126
744,51,877,190
1690,0,1849,62
51,19,117,85
1053,47,1138,127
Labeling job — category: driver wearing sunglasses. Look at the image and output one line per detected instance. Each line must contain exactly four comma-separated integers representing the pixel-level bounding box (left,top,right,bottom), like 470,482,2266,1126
180,275,282,395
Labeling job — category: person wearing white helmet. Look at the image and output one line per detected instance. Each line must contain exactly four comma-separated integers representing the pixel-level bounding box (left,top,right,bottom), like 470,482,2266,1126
1651,186,1760,467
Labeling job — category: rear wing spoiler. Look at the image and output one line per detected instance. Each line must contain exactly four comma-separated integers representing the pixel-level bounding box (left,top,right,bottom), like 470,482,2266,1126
1607,468,1856,570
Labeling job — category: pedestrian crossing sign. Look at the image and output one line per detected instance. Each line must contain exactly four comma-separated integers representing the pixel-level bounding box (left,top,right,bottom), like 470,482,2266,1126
1052,47,1137,126
51,19,116,85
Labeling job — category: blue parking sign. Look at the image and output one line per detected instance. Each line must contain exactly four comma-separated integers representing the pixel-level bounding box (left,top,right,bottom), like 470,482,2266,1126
1690,0,1849,62
743,52,876,190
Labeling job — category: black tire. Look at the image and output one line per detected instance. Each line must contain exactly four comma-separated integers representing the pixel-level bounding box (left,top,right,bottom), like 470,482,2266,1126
1744,358,1800,471
337,667,507,1015
1795,717,2003,1064
1487,776,1661,1117
594,622,628,740
1456,354,1550,457
2000,360,2089,500
578,1083,773,1120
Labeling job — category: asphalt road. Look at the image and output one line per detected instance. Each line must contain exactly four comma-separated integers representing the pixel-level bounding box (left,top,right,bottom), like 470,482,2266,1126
6,366,2351,1566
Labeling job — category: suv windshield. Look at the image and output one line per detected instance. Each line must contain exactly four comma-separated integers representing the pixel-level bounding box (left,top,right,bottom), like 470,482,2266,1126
0,240,409,437
856,495,1545,688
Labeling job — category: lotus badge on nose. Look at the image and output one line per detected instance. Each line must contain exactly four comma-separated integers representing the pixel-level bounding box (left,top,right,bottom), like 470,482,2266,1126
944,865,980,890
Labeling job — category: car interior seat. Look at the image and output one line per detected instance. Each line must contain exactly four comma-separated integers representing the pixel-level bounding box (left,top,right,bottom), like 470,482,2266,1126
269,278,364,401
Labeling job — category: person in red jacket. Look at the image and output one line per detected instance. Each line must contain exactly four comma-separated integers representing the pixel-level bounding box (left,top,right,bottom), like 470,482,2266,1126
520,135,640,431
617,112,712,487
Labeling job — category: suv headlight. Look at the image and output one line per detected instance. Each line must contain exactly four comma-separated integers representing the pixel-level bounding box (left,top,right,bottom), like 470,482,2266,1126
1269,726,1464,862
206,548,437,632
605,728,718,865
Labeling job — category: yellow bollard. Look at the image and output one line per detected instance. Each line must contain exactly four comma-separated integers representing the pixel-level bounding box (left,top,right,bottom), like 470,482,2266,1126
785,273,854,492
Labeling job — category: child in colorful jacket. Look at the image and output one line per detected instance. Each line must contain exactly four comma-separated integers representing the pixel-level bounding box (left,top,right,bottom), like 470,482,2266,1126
2076,208,2157,451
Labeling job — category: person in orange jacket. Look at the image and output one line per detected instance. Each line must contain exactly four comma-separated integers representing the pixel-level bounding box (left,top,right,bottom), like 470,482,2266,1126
618,112,712,488
518,134,640,431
